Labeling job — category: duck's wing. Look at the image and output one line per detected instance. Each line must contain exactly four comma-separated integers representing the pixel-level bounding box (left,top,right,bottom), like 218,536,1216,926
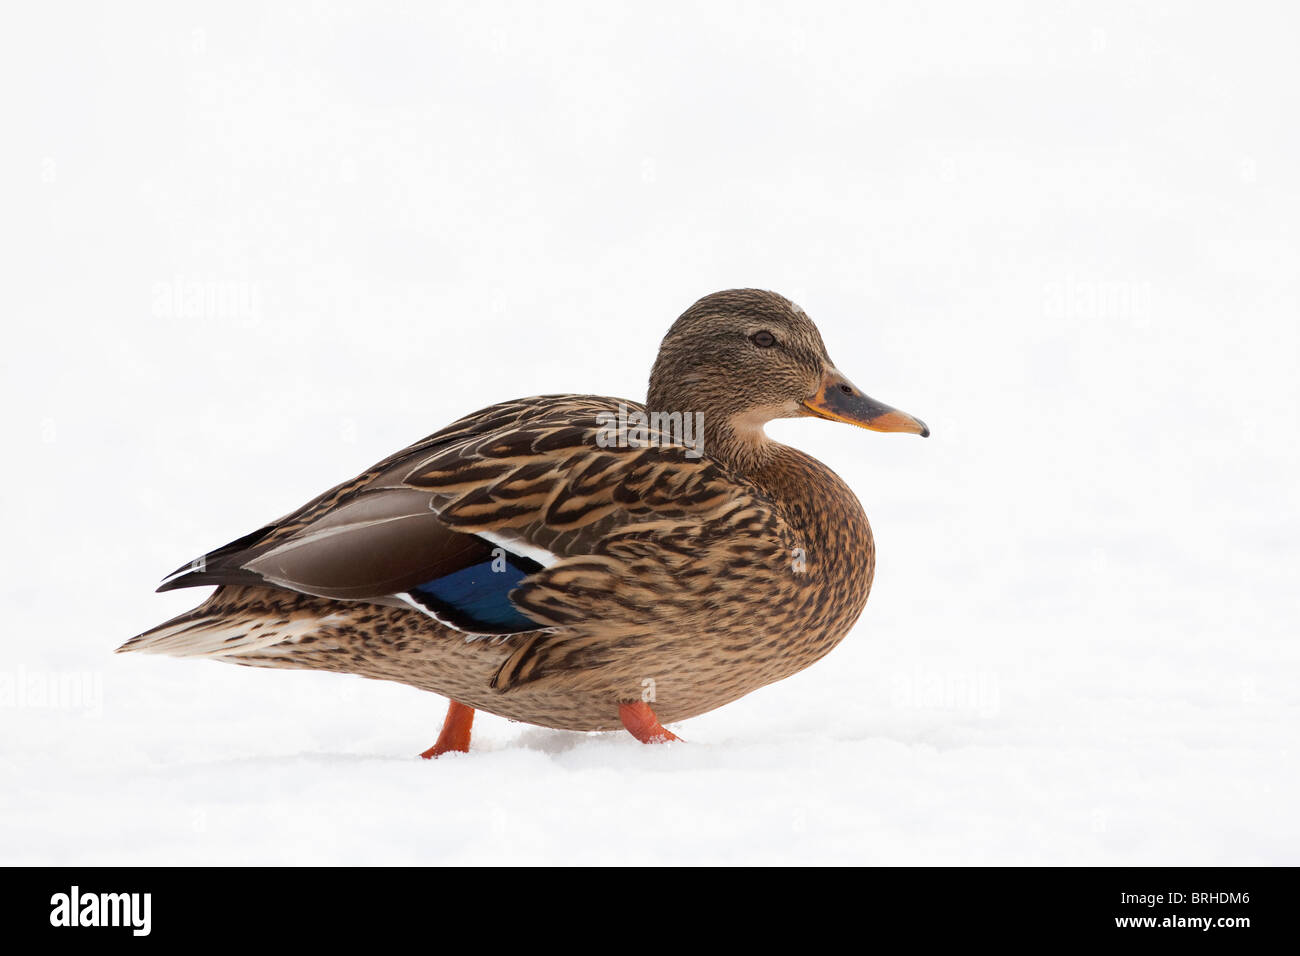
155,395,776,639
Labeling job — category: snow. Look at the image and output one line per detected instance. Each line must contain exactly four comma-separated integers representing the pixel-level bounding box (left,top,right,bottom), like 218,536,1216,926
2,2,1297,864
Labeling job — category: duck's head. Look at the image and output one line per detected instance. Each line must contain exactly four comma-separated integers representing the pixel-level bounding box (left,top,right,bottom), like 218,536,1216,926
647,289,928,466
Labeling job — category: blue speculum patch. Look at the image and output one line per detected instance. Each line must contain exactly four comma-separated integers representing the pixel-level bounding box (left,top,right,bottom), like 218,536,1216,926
407,550,543,634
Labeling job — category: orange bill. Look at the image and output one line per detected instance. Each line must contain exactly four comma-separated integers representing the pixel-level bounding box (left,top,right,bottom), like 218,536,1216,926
802,369,929,437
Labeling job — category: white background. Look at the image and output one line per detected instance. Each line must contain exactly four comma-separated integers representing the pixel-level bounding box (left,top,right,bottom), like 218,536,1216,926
2,1,1296,864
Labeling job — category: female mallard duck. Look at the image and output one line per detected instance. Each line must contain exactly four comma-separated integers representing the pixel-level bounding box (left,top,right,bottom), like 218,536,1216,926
121,289,927,755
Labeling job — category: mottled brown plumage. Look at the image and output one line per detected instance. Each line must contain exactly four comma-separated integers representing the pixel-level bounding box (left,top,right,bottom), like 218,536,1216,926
120,290,927,745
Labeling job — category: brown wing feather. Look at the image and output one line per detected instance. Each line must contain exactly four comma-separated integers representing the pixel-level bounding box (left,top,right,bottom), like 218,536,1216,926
156,396,588,595
155,395,792,666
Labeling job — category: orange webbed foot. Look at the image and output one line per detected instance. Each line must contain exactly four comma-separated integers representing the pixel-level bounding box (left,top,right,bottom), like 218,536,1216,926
420,700,476,758
619,701,682,744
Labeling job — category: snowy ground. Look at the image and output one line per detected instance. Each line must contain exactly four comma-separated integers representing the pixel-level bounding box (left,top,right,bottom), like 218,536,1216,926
3,2,1297,864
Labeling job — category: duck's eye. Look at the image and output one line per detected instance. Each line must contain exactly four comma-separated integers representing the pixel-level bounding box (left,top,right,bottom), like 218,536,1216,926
750,330,777,348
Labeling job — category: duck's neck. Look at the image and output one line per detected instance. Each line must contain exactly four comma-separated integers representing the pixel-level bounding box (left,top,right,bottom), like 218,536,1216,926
701,414,868,557
700,415,780,476
641,390,779,474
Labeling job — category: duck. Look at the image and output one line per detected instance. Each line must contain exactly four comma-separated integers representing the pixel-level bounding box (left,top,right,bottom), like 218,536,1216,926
120,289,928,755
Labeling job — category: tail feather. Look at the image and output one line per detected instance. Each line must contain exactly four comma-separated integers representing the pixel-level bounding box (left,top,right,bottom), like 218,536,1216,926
118,586,337,659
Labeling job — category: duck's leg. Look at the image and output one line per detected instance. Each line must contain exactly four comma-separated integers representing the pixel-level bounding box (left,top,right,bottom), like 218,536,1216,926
619,701,682,744
420,700,476,758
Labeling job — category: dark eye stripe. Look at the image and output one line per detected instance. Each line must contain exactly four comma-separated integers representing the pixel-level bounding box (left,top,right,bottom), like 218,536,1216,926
750,330,777,348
